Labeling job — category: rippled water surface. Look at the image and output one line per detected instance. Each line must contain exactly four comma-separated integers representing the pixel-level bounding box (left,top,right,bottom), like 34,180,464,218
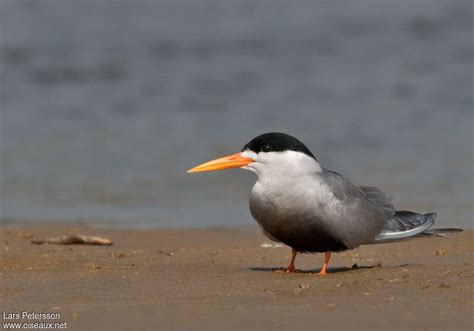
1,1,472,228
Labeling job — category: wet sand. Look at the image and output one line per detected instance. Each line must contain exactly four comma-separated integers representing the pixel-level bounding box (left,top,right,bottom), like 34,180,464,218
1,225,472,330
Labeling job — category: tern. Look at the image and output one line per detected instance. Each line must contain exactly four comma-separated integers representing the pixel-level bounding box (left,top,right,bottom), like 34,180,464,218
188,132,461,275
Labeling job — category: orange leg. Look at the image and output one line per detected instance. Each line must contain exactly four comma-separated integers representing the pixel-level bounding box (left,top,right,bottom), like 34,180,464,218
274,248,297,273
318,251,332,275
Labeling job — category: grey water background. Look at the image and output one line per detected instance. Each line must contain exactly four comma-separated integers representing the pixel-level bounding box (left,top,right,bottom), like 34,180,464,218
0,1,472,229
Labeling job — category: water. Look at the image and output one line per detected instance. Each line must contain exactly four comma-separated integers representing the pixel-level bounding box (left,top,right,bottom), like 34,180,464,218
0,1,472,228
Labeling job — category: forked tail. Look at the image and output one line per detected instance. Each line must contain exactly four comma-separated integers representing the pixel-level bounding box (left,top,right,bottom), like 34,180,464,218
374,211,462,243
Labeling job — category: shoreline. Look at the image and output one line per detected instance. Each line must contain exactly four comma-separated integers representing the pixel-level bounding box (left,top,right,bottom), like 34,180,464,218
1,225,472,330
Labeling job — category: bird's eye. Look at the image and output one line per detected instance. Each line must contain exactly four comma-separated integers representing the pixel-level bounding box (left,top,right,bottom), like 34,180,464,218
263,144,272,152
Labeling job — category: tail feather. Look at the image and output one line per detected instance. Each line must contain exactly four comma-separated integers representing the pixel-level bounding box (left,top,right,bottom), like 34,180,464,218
374,211,462,243
418,228,464,238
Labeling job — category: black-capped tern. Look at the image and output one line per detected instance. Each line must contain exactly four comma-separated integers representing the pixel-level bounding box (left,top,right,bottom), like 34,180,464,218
188,132,461,275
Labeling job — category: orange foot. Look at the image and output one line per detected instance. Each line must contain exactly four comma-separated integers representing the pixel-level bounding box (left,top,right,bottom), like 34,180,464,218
316,251,331,276
274,249,298,273
273,266,297,273
317,269,328,276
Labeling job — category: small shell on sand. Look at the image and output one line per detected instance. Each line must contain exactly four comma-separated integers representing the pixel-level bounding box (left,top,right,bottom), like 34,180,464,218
260,242,284,248
31,234,112,245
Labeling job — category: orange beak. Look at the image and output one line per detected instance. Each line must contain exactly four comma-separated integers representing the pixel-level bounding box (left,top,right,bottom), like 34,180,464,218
187,152,254,173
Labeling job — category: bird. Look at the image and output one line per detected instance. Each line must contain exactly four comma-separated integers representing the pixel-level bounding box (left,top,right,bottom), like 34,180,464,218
187,132,461,275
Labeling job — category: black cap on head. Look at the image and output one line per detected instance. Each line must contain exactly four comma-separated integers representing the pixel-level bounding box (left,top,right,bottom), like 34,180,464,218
241,132,316,159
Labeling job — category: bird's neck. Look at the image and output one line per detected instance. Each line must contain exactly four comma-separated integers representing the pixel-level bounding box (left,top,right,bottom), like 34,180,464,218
255,158,323,185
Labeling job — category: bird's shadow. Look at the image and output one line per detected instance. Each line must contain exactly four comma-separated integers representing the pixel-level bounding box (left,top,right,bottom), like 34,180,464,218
249,263,413,274
250,264,379,274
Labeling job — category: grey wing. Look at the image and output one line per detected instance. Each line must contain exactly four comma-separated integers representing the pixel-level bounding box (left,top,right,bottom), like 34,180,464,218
321,170,389,247
359,186,395,220
375,211,436,242
323,171,393,212
322,170,361,202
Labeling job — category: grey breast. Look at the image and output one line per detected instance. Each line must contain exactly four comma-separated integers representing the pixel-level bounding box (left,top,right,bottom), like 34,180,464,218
249,169,390,252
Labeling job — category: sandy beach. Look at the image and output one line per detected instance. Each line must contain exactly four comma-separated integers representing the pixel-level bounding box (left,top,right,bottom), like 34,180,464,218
1,1,472,330
1,225,472,330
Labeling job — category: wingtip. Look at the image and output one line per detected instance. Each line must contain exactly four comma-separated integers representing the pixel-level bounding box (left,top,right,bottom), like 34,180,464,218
425,212,437,221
